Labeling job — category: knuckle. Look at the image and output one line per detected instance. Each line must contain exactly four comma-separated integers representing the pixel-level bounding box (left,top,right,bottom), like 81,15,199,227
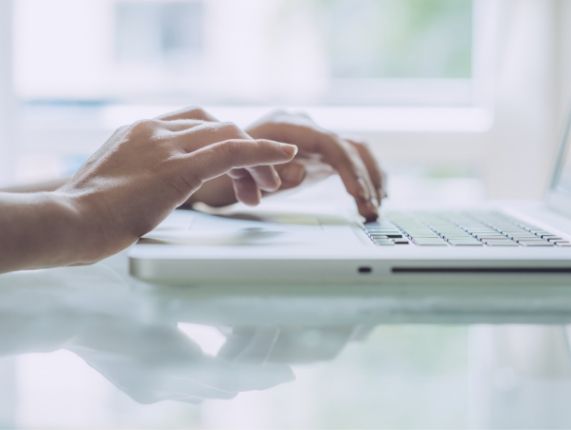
344,141,362,158
217,121,243,137
336,137,352,150
331,137,353,158
188,106,208,119
130,119,160,136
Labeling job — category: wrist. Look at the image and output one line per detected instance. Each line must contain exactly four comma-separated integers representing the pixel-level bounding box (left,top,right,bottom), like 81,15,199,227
54,190,133,265
42,191,99,266
0,191,99,272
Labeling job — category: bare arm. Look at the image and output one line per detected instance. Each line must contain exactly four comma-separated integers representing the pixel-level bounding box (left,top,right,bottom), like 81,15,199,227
0,109,385,273
1,178,67,193
1,176,238,208
0,107,297,274
0,191,89,272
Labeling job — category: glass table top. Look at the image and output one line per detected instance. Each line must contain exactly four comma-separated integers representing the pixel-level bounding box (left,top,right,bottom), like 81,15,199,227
1,253,571,429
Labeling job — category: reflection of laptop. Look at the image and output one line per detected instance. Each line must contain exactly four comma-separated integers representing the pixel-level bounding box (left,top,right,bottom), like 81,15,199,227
130,112,571,286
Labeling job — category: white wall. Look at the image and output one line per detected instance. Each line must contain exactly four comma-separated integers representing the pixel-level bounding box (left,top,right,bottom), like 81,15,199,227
559,0,571,116
0,0,16,184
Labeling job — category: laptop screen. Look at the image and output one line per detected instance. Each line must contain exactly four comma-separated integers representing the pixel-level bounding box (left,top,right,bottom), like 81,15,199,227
551,112,571,195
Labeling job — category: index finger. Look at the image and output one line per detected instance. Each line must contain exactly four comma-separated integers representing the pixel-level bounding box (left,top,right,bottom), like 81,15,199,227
178,139,298,185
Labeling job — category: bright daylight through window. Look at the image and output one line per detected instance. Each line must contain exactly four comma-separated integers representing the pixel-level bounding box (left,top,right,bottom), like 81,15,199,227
14,0,474,106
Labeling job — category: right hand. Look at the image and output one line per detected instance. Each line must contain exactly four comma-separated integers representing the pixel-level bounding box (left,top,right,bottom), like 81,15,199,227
246,110,385,220
58,108,297,264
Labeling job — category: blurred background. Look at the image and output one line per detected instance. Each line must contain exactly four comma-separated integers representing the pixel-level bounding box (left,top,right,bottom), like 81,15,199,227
1,0,570,200
2,2,571,428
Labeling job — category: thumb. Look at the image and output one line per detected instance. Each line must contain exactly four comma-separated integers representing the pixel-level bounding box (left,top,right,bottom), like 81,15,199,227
276,162,307,189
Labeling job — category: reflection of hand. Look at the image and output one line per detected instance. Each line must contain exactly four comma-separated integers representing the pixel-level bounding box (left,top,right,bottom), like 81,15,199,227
67,322,372,404
0,267,373,405
0,269,295,405
220,325,374,364
68,320,295,404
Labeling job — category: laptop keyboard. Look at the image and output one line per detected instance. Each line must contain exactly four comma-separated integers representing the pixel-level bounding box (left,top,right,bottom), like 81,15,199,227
363,211,571,247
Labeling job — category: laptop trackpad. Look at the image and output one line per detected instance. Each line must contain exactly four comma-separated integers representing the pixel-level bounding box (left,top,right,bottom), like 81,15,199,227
141,210,349,247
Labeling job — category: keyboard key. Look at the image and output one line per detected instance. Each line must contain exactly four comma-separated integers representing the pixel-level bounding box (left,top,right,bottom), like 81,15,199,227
484,240,518,247
369,234,401,239
413,239,448,246
519,241,554,247
476,234,507,238
372,239,395,246
449,241,483,247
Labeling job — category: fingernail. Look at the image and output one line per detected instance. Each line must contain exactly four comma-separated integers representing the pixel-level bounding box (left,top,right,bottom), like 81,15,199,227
364,212,379,223
280,143,298,157
370,196,379,208
282,164,306,184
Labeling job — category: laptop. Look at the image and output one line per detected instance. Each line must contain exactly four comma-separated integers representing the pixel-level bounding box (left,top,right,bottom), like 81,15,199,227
129,111,571,286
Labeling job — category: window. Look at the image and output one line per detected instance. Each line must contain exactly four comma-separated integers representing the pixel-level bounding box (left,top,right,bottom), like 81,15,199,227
14,0,480,106
6,0,497,184
115,1,206,67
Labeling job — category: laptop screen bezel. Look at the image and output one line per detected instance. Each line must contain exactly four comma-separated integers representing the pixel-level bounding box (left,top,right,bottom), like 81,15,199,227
546,107,571,217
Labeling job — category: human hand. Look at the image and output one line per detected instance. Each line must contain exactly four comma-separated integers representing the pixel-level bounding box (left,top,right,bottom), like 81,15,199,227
159,108,298,206
58,107,297,264
246,110,386,221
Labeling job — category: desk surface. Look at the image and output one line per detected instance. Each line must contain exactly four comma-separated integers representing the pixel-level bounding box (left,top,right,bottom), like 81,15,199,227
0,252,570,429
0,174,565,429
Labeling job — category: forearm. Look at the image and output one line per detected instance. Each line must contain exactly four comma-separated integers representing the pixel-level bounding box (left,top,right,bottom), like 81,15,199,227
1,178,67,193
0,192,89,273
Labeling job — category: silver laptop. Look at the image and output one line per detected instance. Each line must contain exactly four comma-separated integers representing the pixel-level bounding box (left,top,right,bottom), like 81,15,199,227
129,112,571,286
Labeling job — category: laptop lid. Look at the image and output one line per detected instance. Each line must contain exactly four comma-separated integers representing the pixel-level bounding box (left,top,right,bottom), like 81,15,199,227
546,108,571,216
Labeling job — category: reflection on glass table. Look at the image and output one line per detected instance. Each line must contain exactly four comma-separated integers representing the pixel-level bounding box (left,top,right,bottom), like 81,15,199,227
1,254,571,429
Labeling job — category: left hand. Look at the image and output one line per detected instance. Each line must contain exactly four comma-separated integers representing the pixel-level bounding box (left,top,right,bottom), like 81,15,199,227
190,110,386,221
